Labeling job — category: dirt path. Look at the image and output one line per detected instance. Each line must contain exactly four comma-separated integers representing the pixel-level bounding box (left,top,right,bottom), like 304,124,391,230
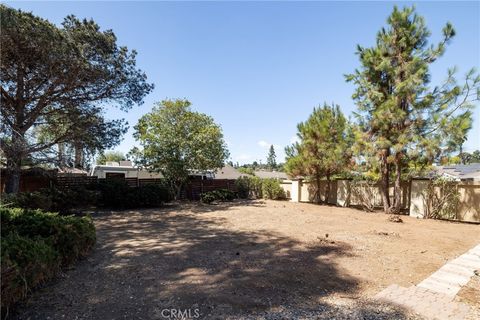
13,200,479,319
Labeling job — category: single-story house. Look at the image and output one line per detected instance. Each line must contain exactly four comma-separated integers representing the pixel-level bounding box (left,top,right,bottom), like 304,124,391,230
432,163,480,182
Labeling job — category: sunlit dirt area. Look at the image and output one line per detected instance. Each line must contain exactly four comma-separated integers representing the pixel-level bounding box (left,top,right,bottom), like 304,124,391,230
14,200,480,319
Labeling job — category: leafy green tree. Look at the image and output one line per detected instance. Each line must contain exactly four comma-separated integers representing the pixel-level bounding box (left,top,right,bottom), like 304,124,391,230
285,103,353,202
132,99,230,199
96,151,126,165
0,5,153,193
346,6,479,213
266,145,277,170
459,150,480,164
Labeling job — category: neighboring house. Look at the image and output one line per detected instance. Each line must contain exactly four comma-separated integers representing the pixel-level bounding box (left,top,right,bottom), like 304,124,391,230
90,161,164,179
213,165,246,180
433,163,480,182
90,161,215,180
254,170,289,180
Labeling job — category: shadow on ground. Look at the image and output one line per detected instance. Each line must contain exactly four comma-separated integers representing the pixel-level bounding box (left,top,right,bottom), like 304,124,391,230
13,201,414,319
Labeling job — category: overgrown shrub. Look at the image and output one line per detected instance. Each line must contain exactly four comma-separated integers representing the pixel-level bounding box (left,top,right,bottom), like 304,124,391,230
262,178,286,200
1,207,96,312
235,176,263,199
200,189,236,204
425,177,460,220
97,180,171,209
0,187,98,214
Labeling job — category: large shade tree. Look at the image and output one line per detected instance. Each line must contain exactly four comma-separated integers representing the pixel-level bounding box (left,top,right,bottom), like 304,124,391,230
0,5,153,192
131,99,230,199
346,6,480,213
285,103,353,202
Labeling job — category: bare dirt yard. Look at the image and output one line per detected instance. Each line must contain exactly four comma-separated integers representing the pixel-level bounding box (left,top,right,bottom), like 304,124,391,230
14,200,480,319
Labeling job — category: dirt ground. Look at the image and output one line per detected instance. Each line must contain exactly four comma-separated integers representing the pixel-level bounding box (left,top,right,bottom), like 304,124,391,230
14,200,480,319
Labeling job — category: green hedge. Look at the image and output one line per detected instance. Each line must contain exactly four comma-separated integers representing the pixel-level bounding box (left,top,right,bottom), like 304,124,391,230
235,176,286,200
97,180,172,209
200,189,236,204
1,181,172,213
0,207,96,312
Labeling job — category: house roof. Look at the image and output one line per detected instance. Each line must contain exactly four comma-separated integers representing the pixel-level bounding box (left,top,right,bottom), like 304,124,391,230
434,164,480,181
213,165,246,180
254,170,289,180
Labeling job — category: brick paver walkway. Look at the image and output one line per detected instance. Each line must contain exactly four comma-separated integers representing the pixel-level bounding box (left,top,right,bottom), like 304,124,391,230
375,244,480,320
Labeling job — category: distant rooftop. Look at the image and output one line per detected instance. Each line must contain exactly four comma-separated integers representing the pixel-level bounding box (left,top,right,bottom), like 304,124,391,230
434,163,480,181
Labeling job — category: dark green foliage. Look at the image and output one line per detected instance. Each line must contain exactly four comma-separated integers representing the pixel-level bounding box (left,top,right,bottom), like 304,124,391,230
200,189,236,204
1,207,96,311
261,178,286,200
235,176,263,199
1,187,98,214
97,180,172,209
1,5,153,193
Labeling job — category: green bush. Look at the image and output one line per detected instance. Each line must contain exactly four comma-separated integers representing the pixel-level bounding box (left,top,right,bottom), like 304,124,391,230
97,180,172,209
0,187,98,214
200,189,236,204
261,178,286,200
1,207,96,312
235,176,263,199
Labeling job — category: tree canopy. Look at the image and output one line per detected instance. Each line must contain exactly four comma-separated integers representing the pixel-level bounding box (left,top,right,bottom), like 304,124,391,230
346,6,480,213
285,103,353,202
266,145,277,170
96,151,126,165
131,99,230,198
0,5,153,192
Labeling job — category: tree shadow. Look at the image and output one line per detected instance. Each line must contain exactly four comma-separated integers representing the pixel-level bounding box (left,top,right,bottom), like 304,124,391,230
13,203,413,319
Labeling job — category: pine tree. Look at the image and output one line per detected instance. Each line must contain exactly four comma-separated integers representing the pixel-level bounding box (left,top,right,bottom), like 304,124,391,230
285,103,353,203
266,145,277,170
346,6,479,213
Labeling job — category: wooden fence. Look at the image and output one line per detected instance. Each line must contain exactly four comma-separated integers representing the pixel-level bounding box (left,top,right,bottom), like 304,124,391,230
53,176,236,200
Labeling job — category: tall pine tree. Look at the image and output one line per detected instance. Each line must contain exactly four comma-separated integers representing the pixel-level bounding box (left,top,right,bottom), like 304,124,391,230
346,6,479,213
285,103,353,203
266,145,277,170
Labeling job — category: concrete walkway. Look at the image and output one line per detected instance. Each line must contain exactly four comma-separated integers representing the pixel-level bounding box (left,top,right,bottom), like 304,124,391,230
375,244,480,320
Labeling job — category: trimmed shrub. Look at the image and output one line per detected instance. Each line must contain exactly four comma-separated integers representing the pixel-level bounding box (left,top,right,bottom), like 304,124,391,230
1,207,96,312
262,178,286,200
200,189,236,204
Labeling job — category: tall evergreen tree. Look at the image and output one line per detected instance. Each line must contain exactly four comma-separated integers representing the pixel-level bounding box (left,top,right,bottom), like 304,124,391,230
266,145,277,170
0,5,153,192
285,103,353,202
346,6,479,213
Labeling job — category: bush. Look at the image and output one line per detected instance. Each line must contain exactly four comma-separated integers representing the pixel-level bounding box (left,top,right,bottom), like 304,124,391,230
0,187,98,214
97,180,171,209
1,207,96,312
235,176,263,199
262,178,286,200
200,189,236,204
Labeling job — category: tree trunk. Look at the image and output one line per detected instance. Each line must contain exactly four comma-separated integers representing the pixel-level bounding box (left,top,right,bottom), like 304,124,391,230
4,159,21,194
315,175,321,203
4,132,25,194
325,175,331,204
74,141,83,168
58,143,66,167
380,148,391,213
391,155,403,214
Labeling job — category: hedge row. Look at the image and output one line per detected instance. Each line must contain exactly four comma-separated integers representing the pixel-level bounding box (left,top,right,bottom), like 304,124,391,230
0,207,96,313
1,180,172,214
235,176,286,200
200,189,236,204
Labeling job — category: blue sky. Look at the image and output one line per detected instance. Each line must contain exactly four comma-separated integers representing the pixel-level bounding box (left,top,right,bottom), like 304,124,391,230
7,1,480,164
